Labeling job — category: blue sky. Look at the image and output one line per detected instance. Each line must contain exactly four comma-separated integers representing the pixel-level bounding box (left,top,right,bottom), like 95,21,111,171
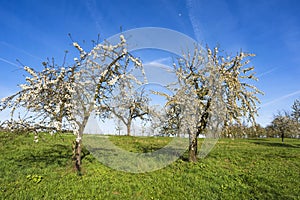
0,0,300,127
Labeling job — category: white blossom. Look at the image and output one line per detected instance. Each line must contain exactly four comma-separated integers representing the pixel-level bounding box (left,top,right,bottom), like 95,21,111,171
100,69,108,77
76,135,81,143
19,84,30,90
120,35,126,43
102,45,114,51
108,76,119,85
122,48,127,54
73,42,83,52
1,97,8,102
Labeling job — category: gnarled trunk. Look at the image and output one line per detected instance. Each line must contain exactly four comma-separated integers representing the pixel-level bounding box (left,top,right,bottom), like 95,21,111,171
188,129,198,162
73,139,82,173
72,114,89,174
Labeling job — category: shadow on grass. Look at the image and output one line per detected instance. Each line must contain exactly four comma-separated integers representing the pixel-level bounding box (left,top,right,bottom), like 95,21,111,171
16,144,74,167
16,144,95,167
251,141,300,149
247,138,269,141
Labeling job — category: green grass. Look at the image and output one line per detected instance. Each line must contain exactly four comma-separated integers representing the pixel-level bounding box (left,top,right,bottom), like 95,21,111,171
0,132,299,199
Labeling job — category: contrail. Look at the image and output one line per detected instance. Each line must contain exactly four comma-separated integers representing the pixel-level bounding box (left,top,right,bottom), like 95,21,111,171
85,0,103,33
186,0,203,42
145,57,171,64
0,41,43,61
0,57,19,67
261,90,300,107
144,57,178,76
256,67,278,78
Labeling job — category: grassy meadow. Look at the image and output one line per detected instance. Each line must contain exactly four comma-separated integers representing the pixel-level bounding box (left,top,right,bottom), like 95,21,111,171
0,132,299,199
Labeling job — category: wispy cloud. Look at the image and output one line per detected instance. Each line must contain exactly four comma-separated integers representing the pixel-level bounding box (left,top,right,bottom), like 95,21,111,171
186,0,203,42
143,57,174,72
0,41,43,61
148,57,171,64
0,57,19,67
261,90,300,107
256,67,278,78
144,57,172,65
142,57,177,86
85,0,103,33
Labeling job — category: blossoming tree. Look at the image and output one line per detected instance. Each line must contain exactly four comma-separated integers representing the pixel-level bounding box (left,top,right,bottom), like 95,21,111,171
162,46,263,162
105,72,150,136
0,35,142,172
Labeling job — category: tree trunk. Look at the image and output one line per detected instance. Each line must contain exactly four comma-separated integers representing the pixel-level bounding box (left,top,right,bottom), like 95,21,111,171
189,130,198,162
73,138,82,174
72,113,89,174
126,119,132,136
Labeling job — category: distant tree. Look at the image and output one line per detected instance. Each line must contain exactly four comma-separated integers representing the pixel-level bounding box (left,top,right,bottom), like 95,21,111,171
115,119,123,135
291,99,300,138
222,123,248,139
253,124,267,138
161,101,182,137
219,123,266,139
160,46,263,162
270,111,298,142
291,99,300,123
0,35,142,172
107,79,150,136
147,105,166,136
265,124,277,138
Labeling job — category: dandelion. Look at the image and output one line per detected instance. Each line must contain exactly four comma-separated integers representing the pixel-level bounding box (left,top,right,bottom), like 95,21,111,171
34,135,39,143
50,130,56,136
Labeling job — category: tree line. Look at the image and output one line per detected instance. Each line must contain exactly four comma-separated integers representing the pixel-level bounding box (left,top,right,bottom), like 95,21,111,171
214,99,300,140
